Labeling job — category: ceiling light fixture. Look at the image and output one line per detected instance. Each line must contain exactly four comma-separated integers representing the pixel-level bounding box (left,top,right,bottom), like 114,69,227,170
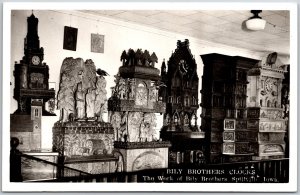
246,10,266,31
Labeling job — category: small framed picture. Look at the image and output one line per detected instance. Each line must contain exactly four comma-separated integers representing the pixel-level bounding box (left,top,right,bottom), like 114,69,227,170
63,26,78,51
223,131,235,142
222,143,235,154
224,119,236,130
91,33,104,53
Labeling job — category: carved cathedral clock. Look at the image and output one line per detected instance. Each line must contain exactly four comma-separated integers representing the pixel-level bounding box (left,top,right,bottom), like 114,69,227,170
160,39,204,166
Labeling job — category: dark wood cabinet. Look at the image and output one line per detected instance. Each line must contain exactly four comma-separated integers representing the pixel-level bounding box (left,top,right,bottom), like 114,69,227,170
200,53,259,163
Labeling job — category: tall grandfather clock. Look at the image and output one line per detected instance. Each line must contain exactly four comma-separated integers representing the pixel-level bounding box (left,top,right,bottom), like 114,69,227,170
11,13,55,151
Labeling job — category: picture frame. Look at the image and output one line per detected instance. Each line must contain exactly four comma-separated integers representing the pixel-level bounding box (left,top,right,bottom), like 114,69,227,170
91,33,104,53
63,26,78,51
224,119,236,130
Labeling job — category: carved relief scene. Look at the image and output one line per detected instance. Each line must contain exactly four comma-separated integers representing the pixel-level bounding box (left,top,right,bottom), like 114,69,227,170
57,57,108,122
53,57,114,162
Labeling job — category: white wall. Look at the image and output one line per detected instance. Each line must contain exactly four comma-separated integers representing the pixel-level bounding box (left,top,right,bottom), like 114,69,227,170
10,10,267,149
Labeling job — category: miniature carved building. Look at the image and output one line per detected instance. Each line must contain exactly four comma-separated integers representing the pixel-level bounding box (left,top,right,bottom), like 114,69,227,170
160,40,205,165
108,49,171,172
11,14,55,151
247,52,287,160
200,53,259,163
52,58,118,174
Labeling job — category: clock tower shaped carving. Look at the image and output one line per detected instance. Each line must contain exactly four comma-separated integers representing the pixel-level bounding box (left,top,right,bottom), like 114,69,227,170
13,13,55,116
24,13,44,66
11,13,55,151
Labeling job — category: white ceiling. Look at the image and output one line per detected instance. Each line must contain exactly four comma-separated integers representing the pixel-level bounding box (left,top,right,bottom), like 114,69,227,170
80,10,290,56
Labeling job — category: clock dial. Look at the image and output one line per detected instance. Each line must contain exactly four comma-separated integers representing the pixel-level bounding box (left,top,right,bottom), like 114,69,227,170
179,59,188,74
32,56,40,65
265,78,273,93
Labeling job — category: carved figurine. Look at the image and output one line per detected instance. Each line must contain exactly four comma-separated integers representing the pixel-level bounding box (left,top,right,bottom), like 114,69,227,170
75,82,85,119
120,50,128,66
184,114,189,126
150,52,158,67
57,73,75,122
118,78,126,99
20,66,28,89
128,84,135,100
116,156,123,172
95,76,107,121
86,88,96,118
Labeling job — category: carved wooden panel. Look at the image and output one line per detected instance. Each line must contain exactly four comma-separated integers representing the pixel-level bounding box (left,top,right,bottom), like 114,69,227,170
132,152,164,171
223,131,235,142
247,120,259,130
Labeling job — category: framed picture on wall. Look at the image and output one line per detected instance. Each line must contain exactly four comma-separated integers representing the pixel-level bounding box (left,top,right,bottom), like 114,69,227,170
91,33,104,53
63,26,78,51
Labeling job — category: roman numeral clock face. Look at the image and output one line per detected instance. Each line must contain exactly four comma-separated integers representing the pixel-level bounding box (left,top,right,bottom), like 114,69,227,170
31,56,40,65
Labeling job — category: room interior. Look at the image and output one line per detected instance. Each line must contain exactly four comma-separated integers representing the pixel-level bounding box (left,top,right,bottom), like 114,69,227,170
9,8,291,183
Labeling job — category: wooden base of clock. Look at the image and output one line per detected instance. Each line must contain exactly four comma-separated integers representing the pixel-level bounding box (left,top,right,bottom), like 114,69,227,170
10,114,41,151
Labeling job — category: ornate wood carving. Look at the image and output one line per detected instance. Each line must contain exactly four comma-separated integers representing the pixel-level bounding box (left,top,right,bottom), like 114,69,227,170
13,13,54,116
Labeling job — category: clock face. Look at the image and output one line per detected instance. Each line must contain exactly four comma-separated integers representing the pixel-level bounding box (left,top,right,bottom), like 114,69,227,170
179,59,188,74
265,78,273,93
32,56,40,65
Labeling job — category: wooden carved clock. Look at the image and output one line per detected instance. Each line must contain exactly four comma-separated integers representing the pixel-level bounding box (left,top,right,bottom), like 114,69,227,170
12,13,55,115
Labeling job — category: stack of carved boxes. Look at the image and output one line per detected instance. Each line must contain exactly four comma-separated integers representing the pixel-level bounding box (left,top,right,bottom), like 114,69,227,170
222,56,259,162
108,49,170,172
247,55,287,160
200,53,258,163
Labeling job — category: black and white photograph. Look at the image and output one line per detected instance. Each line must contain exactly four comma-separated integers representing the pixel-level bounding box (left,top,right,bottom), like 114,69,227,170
2,2,298,192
